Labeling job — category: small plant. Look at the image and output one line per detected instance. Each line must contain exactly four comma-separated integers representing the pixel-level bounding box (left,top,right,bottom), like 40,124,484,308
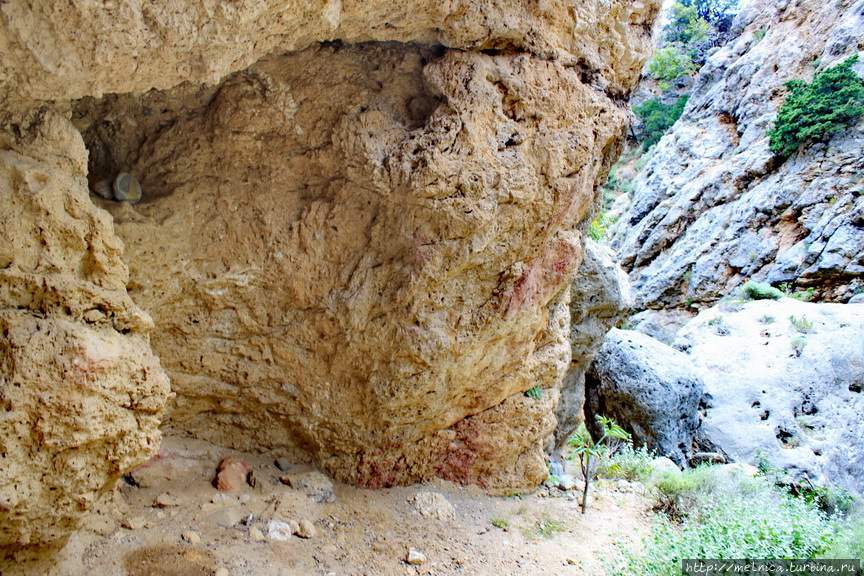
490,516,509,529
739,280,784,300
634,96,690,150
791,336,808,357
707,315,730,335
759,315,776,324
597,443,655,481
524,385,543,400
768,55,864,159
649,467,708,520
588,212,616,242
789,315,814,334
790,287,816,302
753,27,767,42
527,515,567,539
568,416,630,514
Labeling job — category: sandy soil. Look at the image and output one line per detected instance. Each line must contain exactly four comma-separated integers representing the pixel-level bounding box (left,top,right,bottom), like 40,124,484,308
51,436,654,576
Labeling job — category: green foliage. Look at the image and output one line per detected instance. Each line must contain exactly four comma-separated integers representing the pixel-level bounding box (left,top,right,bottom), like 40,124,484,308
588,212,616,242
678,0,738,27
739,281,784,301
568,416,630,514
647,45,696,85
790,287,816,302
634,96,689,150
525,515,567,539
789,315,814,334
524,385,542,399
824,513,864,559
490,516,509,529
665,3,713,47
649,468,705,519
755,450,856,516
609,468,837,576
753,27,766,42
768,55,864,159
759,314,776,324
597,444,655,482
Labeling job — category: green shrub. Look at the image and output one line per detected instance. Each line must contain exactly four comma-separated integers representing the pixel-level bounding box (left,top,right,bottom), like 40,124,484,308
768,55,864,159
678,0,738,27
755,450,856,516
790,287,816,302
739,280,784,300
609,470,837,576
588,212,616,242
597,444,655,482
634,96,690,150
647,45,696,85
791,336,808,357
824,513,864,559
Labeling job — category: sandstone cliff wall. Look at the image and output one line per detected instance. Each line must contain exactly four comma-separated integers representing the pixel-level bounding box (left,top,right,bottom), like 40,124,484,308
0,0,659,559
614,0,864,310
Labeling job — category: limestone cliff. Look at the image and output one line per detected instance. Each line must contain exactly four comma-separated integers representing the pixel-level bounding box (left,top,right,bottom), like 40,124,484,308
614,0,864,311
0,0,659,560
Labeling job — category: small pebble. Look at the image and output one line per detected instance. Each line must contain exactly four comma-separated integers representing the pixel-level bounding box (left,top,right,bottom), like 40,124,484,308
215,569,230,576
275,458,292,471
249,527,266,542
411,492,454,520
558,475,577,491
406,549,427,565
295,519,316,539
156,493,182,507
181,531,201,544
122,516,146,531
267,520,294,541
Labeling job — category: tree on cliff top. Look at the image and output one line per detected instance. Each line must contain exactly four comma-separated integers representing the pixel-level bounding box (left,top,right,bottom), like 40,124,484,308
768,55,864,160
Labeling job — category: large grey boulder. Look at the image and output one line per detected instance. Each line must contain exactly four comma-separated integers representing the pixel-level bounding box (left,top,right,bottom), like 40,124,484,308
675,300,864,494
556,240,632,447
586,328,703,466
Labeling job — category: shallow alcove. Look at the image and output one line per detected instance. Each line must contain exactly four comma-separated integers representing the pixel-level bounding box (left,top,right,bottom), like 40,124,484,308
69,40,626,491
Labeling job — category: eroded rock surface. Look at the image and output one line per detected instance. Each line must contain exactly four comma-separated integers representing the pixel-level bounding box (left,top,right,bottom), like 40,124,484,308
0,0,657,104
556,239,632,447
93,43,630,491
0,111,170,561
586,328,703,466
0,0,659,560
674,300,864,495
614,0,864,309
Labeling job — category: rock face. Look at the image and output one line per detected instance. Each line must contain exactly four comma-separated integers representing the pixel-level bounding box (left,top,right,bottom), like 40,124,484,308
556,240,632,447
613,0,864,309
586,328,703,466
0,0,660,558
96,43,628,491
0,112,171,559
674,300,864,495
0,0,656,104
